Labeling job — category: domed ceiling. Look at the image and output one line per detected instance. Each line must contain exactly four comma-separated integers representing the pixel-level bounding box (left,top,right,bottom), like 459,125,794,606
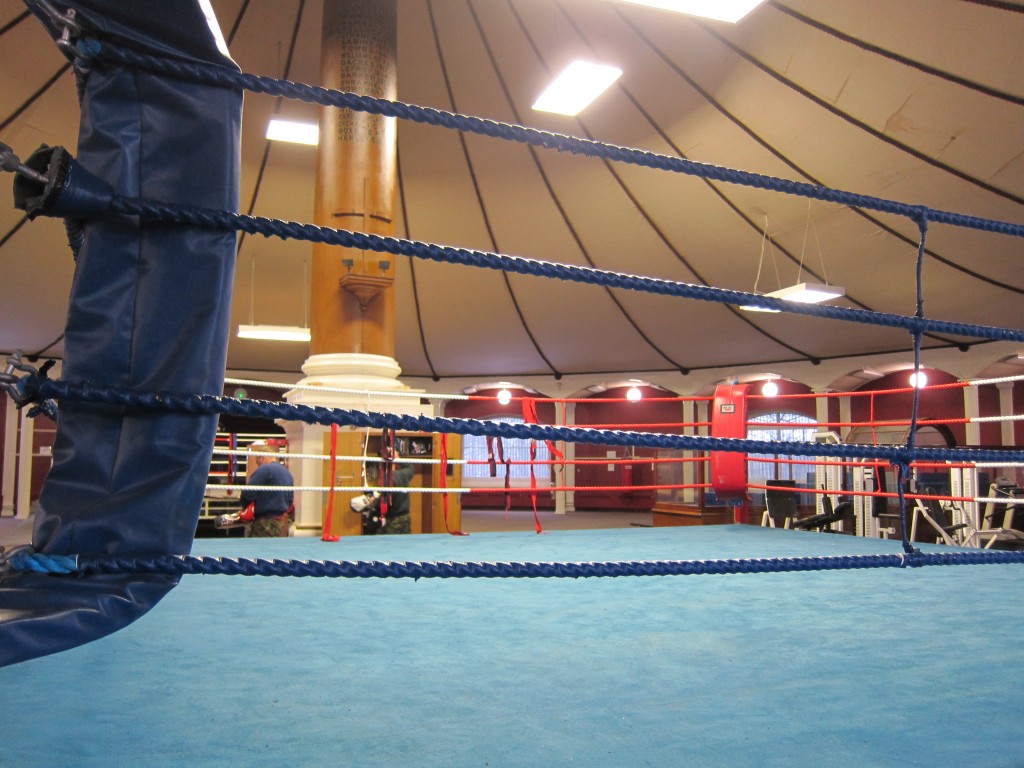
1,0,1022,392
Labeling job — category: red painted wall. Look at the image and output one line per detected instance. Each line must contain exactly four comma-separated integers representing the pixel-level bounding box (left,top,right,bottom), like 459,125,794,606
849,369,975,447
573,385,684,510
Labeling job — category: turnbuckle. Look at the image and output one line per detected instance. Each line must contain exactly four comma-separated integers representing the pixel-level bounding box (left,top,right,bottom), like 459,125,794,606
26,0,82,57
1,351,57,418
0,141,49,185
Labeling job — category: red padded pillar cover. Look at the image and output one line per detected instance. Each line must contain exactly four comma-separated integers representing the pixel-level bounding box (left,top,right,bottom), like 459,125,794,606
710,383,749,521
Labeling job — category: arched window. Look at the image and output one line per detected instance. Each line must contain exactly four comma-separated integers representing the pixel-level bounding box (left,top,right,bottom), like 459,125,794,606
462,416,551,480
747,411,818,486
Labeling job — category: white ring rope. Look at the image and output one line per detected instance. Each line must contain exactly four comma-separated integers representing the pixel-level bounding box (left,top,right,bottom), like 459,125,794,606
969,414,1024,423
967,373,1024,387
206,484,473,494
223,376,470,402
210,447,455,464
205,485,1020,505
222,372,1024,404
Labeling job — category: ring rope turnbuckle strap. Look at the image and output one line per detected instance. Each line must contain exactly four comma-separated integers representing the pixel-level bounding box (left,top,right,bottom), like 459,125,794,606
0,545,77,575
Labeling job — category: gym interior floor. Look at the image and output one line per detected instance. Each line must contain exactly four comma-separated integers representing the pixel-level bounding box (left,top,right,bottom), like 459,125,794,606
0,508,653,545
2,518,1022,767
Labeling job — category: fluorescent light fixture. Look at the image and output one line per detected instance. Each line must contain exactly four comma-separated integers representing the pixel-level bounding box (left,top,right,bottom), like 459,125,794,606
767,282,845,303
532,60,623,116
266,119,319,146
740,302,780,314
617,0,767,23
237,324,311,342
859,369,885,380
740,281,844,312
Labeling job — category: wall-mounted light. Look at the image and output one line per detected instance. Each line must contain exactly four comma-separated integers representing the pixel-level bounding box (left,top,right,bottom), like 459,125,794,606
237,324,311,342
497,387,513,405
909,371,928,389
533,60,623,117
761,380,779,397
266,118,319,146
626,385,643,402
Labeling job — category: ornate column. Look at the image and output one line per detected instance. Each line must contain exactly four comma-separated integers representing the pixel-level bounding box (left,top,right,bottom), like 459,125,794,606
553,401,575,514
285,0,430,536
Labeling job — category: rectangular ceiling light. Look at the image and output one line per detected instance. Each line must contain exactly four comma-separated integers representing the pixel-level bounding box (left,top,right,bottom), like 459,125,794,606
532,60,623,116
617,0,767,23
237,324,311,342
768,282,845,303
266,119,319,146
740,282,844,312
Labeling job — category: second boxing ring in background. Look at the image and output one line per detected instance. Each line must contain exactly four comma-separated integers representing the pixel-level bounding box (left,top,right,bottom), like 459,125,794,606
200,372,1024,545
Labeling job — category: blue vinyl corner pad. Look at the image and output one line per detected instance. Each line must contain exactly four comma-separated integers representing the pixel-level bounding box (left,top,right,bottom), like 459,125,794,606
0,0,241,667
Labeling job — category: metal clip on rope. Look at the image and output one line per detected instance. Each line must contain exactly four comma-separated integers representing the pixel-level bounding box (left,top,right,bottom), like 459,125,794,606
26,0,81,58
0,545,78,575
0,142,48,186
0,545,33,575
1,351,58,419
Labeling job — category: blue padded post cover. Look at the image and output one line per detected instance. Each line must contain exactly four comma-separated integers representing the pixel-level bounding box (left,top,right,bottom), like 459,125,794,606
0,0,241,667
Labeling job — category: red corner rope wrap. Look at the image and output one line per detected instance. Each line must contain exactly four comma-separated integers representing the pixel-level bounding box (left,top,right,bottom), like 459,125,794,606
521,397,552,534
440,433,468,536
380,428,395,525
486,435,506,477
321,424,340,541
521,397,565,463
228,432,237,485
529,440,544,534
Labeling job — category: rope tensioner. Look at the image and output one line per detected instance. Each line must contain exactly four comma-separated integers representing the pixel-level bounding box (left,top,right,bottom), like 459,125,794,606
25,0,82,57
1,351,57,420
0,141,49,185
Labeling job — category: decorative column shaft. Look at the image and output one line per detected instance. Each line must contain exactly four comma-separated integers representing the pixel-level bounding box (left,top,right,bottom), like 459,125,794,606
287,0,432,537
311,0,398,357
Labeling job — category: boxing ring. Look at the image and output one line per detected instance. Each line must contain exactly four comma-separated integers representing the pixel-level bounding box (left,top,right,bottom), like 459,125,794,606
2,2,1024,764
6,526,1024,767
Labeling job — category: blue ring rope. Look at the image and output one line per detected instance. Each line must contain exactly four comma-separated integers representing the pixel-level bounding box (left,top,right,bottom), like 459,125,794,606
106,196,1024,343
29,378,1024,465
79,38,1024,240
9,549,1024,579
10,32,1016,580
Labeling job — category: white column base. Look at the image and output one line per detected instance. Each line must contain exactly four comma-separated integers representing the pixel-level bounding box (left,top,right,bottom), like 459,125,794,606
282,353,433,537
